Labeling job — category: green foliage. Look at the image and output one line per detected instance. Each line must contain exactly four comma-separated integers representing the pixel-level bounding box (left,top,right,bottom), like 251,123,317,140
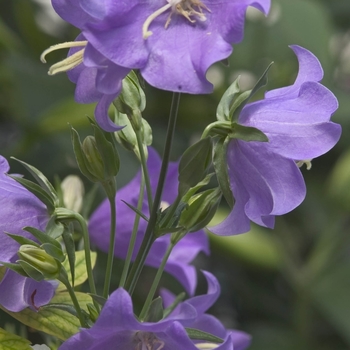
0,328,31,350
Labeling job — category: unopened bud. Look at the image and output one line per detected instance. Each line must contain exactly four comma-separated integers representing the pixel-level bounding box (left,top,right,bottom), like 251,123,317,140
61,175,84,212
82,136,105,180
18,245,60,278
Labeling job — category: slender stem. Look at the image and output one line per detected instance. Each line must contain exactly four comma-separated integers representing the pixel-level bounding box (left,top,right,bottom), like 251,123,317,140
119,175,145,288
135,129,153,210
60,274,87,328
139,243,174,321
103,196,117,298
74,213,97,297
125,92,181,294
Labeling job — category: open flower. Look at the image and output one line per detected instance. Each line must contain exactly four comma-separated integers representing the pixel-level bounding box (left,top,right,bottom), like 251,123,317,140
88,147,209,295
45,0,271,130
210,46,342,235
0,156,56,311
59,272,250,350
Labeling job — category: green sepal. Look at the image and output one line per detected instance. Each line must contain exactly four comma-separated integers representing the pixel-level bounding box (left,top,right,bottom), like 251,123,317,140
41,243,65,263
17,260,45,281
121,200,149,222
178,188,222,233
10,157,59,206
213,137,234,209
71,127,99,183
88,293,107,307
23,226,61,249
92,124,120,178
62,226,76,286
0,261,28,277
143,297,164,323
185,328,224,343
5,233,40,248
45,217,65,239
181,173,214,203
8,175,55,214
178,137,212,197
216,77,241,121
231,62,273,122
163,292,186,319
230,123,269,142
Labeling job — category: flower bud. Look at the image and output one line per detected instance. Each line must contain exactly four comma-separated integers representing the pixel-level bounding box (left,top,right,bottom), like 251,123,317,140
179,188,222,233
17,245,61,278
61,175,84,213
82,136,105,181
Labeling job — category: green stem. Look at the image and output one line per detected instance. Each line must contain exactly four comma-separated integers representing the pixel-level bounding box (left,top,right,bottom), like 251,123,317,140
119,175,145,288
159,194,182,228
74,213,97,297
135,128,153,210
60,273,87,328
103,195,117,298
125,92,181,295
139,243,174,321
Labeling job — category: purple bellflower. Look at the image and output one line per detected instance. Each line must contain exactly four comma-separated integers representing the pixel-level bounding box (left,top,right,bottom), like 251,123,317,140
59,271,250,350
88,147,209,295
45,0,271,131
210,46,342,235
0,156,56,312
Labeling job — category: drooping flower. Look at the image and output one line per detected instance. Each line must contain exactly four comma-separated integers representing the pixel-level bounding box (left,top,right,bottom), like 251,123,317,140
88,147,209,295
59,272,250,350
45,0,271,131
210,46,342,235
0,156,56,312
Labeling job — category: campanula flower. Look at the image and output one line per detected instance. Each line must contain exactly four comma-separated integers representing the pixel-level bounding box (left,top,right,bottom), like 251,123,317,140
88,147,209,295
59,272,250,350
0,156,56,312
210,46,342,235
45,0,271,131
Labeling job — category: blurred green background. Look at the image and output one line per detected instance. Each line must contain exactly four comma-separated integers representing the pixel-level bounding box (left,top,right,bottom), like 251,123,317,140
1,0,350,349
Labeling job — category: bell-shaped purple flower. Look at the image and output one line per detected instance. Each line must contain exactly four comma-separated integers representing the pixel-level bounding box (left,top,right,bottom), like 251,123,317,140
211,46,342,235
49,0,270,131
88,147,209,295
0,156,56,312
59,272,250,350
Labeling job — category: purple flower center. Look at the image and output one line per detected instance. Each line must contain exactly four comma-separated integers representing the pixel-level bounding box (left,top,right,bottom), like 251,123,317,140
134,332,165,350
143,0,210,39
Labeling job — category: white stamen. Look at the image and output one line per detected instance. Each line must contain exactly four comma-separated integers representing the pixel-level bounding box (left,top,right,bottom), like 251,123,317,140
196,343,219,350
40,40,88,75
296,159,313,170
142,3,172,39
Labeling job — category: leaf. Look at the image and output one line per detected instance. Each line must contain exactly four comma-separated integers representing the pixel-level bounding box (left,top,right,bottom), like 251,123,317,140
5,233,39,248
0,327,31,350
23,227,61,250
8,176,55,214
216,77,241,121
11,157,58,202
0,292,92,340
144,297,163,323
185,328,223,343
213,137,234,209
57,250,97,292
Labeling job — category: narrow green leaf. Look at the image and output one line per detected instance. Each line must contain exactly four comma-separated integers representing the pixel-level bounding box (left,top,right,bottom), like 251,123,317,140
216,77,241,121
88,294,107,307
231,62,273,122
5,233,39,248
23,226,61,250
144,297,164,322
0,327,31,350
185,328,224,343
163,292,185,319
8,176,55,214
57,250,97,292
0,292,92,340
11,157,58,204
231,124,269,143
0,262,28,277
121,200,149,222
41,243,65,263
213,137,234,209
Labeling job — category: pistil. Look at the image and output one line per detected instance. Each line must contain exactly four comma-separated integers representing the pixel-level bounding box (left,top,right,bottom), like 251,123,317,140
40,41,88,75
